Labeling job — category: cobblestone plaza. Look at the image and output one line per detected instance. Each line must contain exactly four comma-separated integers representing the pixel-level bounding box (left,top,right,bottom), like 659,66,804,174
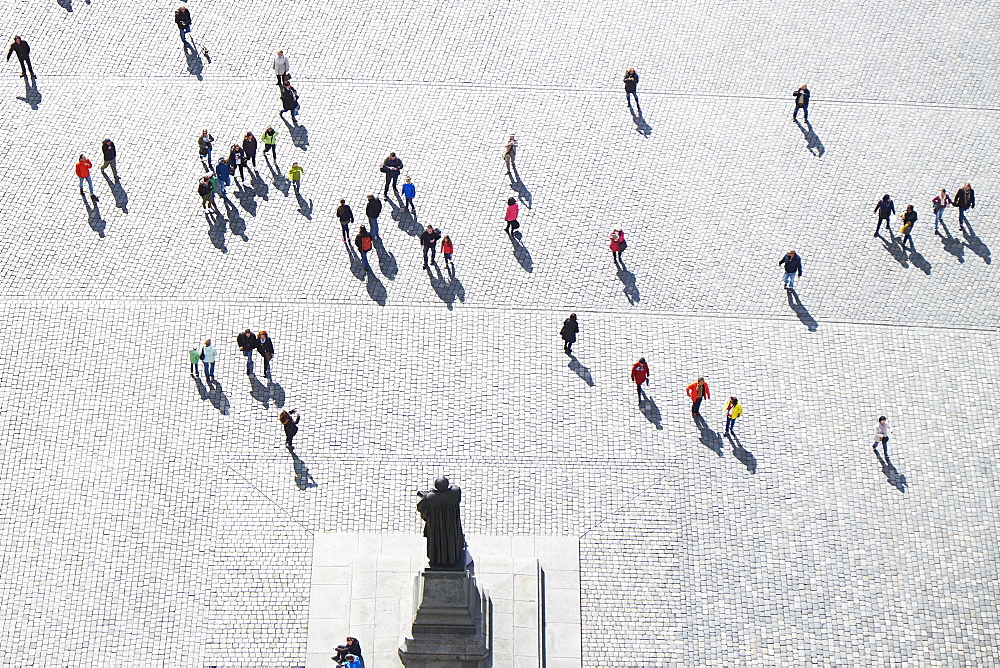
2,0,999,665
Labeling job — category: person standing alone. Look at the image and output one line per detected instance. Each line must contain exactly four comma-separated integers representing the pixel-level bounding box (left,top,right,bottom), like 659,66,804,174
560,314,578,355
76,154,98,203
279,410,300,452
381,152,403,197
365,194,382,239
288,162,303,195
873,416,891,459
6,36,35,79
624,68,639,110
686,376,710,416
724,397,742,437
174,6,192,50
337,199,354,243
778,250,802,290
793,83,810,122
631,358,649,404
504,197,519,235
504,136,517,175
272,50,289,85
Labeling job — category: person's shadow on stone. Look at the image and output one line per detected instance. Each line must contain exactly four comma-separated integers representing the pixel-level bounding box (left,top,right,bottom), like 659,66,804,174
58,0,74,11
795,119,824,157
630,106,652,137
250,169,269,201
427,263,460,309
282,116,309,150
295,192,313,220
83,196,106,238
877,231,909,268
373,237,398,280
695,415,724,456
250,375,272,407
567,353,595,387
223,197,248,241
268,378,285,408
16,78,41,110
235,183,258,216
267,160,291,197
387,197,421,236
962,226,991,264
875,451,907,493
727,433,757,473
639,395,662,430
936,223,965,263
101,172,128,213
617,264,640,304
447,264,465,304
905,243,932,275
185,48,203,80
291,451,318,490
345,241,366,280
205,208,227,252
786,289,817,331
196,377,230,414
508,165,532,209
366,270,388,305
509,231,533,272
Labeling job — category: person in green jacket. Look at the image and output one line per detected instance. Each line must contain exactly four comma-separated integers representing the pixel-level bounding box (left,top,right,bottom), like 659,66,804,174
288,162,303,194
188,347,201,377
262,126,277,163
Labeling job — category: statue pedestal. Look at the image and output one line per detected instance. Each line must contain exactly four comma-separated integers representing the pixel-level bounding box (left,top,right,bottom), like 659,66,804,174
397,564,490,667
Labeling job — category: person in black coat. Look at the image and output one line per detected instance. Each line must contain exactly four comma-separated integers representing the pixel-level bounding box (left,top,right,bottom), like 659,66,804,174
954,183,975,230
365,194,383,239
334,637,363,665
6,36,34,78
336,199,355,242
242,132,258,170
900,205,917,249
624,68,639,110
793,84,810,122
279,80,299,125
99,139,118,181
174,7,192,48
381,153,403,196
778,250,802,290
873,194,895,238
256,330,275,377
237,328,257,375
560,314,579,355
279,410,300,452
420,225,441,268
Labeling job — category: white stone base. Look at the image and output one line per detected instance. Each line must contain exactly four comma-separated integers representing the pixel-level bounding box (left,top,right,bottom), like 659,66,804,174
305,534,581,667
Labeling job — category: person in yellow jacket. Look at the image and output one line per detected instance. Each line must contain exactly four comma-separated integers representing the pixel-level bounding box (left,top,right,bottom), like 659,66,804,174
724,397,743,437
288,162,303,195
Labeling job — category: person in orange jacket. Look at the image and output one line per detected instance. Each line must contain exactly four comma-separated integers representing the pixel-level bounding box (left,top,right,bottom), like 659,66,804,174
630,358,649,404
686,376,710,416
76,154,98,203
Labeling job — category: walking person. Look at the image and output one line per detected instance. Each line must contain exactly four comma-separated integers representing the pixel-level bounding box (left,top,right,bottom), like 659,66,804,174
355,226,373,272
504,197,519,235
420,225,441,268
724,397,743,437
899,204,917,249
229,144,247,184
174,6,192,47
686,376,710,416
76,155,98,203
257,330,274,378
624,67,639,110
954,183,975,230
6,36,35,79
198,176,218,212
560,314,578,355
272,50,289,86
932,189,951,235
381,153,403,196
279,409,300,452
441,235,454,268
99,139,118,182
198,130,215,169
242,132,258,171
778,250,802,290
215,157,231,194
873,193,895,237
336,199,354,242
262,126,277,163
288,162,303,195
402,176,416,214
188,346,201,377
200,338,217,381
609,229,626,266
279,79,299,124
503,135,517,175
793,83,810,122
365,194,382,238
873,416,891,459
631,357,650,404
237,328,256,375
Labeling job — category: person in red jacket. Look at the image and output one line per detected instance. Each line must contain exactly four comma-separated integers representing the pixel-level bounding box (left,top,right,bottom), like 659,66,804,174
630,358,649,404
686,377,710,416
76,154,98,203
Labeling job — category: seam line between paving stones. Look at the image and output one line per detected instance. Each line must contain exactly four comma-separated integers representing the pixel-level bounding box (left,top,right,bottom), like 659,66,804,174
224,463,315,533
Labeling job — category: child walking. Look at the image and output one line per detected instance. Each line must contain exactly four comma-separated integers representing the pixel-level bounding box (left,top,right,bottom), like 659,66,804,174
441,235,454,267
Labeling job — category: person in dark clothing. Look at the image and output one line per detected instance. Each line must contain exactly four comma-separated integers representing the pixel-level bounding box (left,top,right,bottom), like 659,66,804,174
954,183,975,230
198,130,214,169
873,194,895,238
336,199,354,242
279,80,299,124
237,328,257,375
229,144,247,183
560,314,579,355
279,410,300,452
242,132,258,170
420,225,441,268
900,205,917,249
355,226,373,272
334,637,363,666
381,153,403,196
624,67,639,110
793,84,810,122
6,36,34,79
257,330,274,377
365,194,383,239
99,139,118,182
174,7,192,48
197,176,218,212
778,250,802,290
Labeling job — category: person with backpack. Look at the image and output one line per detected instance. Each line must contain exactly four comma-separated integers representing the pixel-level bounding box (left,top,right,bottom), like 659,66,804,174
631,358,650,404
420,225,441,268
560,314,579,355
336,199,354,242
279,410,300,452
355,226,373,272
609,229,626,266
504,197,519,235
441,235,454,268
198,129,214,169
262,126,277,163
237,328,257,375
242,132,258,171
793,83,810,122
200,338,217,382
899,205,917,249
932,189,951,234
873,194,895,238
365,194,382,239
724,397,743,437
954,183,975,231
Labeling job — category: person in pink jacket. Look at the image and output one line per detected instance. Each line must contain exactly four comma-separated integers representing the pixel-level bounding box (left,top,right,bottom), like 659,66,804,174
609,229,626,266
504,197,519,235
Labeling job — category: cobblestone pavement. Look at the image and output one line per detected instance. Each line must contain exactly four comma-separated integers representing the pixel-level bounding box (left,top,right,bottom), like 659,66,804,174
2,0,999,665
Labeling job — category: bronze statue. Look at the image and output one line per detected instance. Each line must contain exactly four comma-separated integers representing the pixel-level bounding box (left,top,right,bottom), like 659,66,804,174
416,476,466,569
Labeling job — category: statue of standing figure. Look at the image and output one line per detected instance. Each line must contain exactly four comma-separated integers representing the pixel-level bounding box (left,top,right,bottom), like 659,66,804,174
416,476,466,569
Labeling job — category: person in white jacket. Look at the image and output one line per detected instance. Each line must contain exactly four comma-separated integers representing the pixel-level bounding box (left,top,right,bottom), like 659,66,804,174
272,50,289,85
873,416,891,459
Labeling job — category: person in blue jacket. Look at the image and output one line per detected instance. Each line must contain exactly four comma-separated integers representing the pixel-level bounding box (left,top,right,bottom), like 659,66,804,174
402,176,416,214
215,158,231,193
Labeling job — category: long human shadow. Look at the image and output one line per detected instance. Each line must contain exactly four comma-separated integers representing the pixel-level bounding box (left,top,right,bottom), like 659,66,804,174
795,119,824,157
282,116,309,150
101,173,129,213
509,231,533,272
82,195,106,238
630,106,652,137
877,231,909,267
508,166,532,209
962,226,991,264
58,0,74,10
616,263,640,304
16,78,41,110
185,47,203,80
344,241,366,280
875,452,907,493
639,395,662,430
786,289,817,331
936,222,965,263
195,376,230,415
234,181,258,216
249,375,271,407
221,197,248,242
727,433,757,473
695,415,723,456
904,242,932,275
291,451,318,490
366,271,387,305
567,354,595,386
387,196,421,236
373,238,398,280
205,208,228,252
426,264,464,310
249,169,269,201
267,160,291,197
295,192,313,220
